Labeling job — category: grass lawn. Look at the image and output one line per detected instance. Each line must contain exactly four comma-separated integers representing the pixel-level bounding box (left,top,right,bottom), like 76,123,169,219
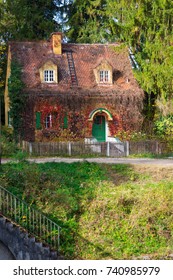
0,161,173,259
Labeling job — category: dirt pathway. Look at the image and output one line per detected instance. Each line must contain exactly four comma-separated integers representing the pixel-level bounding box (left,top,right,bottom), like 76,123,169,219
2,157,173,166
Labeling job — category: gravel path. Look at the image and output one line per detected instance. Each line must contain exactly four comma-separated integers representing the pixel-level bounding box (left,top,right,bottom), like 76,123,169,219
2,157,173,166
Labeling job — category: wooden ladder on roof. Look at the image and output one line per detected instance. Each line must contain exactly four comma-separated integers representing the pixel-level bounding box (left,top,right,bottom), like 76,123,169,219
66,51,78,86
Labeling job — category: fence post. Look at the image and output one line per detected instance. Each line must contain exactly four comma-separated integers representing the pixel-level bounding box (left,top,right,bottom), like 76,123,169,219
58,227,60,252
68,142,72,156
106,141,110,157
156,141,159,154
126,141,129,157
29,142,33,155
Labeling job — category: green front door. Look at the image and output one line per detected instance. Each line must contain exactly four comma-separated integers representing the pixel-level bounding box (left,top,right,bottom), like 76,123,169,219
92,115,106,142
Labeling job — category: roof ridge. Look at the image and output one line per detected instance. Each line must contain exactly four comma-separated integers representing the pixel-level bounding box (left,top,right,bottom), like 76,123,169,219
9,41,121,46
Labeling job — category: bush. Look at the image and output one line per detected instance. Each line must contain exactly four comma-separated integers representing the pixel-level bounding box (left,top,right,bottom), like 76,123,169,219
154,116,173,139
1,126,19,156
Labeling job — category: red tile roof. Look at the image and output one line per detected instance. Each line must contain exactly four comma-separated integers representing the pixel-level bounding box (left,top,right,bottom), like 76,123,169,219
9,38,143,96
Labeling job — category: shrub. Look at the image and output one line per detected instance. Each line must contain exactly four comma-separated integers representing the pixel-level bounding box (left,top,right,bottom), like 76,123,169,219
154,116,173,139
1,126,19,156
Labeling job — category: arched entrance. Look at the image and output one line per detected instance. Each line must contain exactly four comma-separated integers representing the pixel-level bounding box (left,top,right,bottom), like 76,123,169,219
92,114,106,142
89,108,113,142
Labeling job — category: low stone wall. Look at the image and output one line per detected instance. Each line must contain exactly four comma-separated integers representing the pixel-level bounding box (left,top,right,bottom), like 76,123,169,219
0,241,15,260
0,216,63,260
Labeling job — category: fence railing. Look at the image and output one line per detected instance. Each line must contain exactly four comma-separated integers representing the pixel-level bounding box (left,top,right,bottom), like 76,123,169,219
22,140,128,157
0,186,61,251
22,140,170,157
129,140,169,155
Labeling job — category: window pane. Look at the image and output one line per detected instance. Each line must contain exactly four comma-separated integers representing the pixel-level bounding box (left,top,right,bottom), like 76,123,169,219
44,70,49,82
104,71,109,82
100,71,104,82
44,70,54,82
49,70,54,81
45,114,52,128
99,70,109,82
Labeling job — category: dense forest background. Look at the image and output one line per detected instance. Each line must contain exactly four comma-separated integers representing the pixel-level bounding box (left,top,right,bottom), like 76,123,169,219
0,0,173,138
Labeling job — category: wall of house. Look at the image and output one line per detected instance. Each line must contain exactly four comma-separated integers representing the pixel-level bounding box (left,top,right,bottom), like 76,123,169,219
0,216,62,260
32,94,143,142
5,37,144,141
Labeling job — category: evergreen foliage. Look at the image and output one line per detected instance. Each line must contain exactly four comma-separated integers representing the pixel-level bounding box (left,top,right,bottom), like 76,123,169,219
0,0,68,126
0,0,172,136
67,0,173,122
67,0,111,43
0,43,6,123
0,44,6,90
118,0,173,111
0,0,62,41
154,116,173,139
8,61,26,142
0,126,19,156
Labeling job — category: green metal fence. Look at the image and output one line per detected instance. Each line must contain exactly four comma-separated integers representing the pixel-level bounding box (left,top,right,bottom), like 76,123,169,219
0,186,61,251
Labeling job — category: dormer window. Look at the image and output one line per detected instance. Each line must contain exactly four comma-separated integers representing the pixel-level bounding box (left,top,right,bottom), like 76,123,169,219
39,60,58,83
100,70,109,83
44,70,54,82
94,60,113,85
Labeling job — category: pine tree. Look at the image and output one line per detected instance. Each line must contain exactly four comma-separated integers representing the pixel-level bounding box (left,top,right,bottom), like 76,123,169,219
0,0,63,41
111,0,173,117
0,0,67,124
67,0,112,43
68,0,173,120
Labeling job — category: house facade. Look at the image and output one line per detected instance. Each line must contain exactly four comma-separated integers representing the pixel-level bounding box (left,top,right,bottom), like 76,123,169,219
5,32,144,142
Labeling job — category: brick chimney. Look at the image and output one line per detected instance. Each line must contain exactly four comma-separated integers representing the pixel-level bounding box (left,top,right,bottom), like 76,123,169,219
51,32,62,55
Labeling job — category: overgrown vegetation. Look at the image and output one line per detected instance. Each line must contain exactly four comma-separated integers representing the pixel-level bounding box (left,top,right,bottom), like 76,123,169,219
1,0,173,259
0,0,63,41
67,0,173,137
8,60,26,142
0,126,19,156
1,161,173,259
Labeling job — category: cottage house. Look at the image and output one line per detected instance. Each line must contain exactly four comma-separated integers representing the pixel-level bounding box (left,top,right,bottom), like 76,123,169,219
4,32,144,142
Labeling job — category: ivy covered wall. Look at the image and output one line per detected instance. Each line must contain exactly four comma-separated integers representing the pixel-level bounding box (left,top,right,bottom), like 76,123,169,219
7,65,143,143
27,92,144,142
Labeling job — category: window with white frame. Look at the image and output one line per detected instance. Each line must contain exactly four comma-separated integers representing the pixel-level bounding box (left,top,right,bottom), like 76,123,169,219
45,114,53,128
44,70,54,82
99,70,109,83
